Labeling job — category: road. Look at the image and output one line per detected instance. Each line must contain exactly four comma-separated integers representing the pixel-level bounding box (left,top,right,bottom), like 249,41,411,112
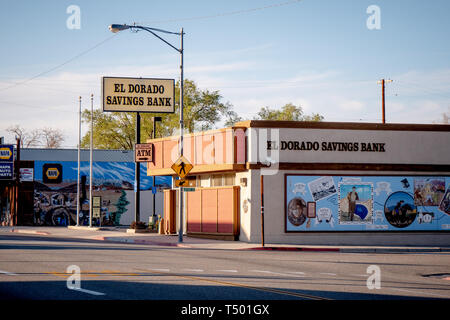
0,233,449,303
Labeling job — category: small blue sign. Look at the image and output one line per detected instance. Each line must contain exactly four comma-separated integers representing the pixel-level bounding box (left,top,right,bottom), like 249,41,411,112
0,162,14,180
152,186,157,194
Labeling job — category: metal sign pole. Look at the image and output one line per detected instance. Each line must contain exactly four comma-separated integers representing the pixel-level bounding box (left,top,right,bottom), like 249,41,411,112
178,28,184,243
260,174,265,247
89,94,93,228
76,96,81,226
135,112,141,223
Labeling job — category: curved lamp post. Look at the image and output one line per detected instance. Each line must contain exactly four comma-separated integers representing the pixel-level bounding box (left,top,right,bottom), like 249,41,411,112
109,24,185,243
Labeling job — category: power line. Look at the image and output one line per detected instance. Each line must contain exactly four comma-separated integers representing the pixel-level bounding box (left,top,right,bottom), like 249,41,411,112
138,0,303,24
0,33,117,93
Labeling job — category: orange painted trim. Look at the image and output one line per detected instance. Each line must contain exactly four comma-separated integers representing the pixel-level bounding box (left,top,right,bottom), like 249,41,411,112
234,120,450,131
147,164,246,176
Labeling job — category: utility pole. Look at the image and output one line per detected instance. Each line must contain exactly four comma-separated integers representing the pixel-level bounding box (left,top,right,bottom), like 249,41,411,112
377,79,393,123
89,94,93,228
77,96,81,227
178,27,184,243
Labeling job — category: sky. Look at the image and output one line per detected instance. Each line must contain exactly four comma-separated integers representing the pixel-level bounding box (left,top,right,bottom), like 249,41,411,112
0,0,449,148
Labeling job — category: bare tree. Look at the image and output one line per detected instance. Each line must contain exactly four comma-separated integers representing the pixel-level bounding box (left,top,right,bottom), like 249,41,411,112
6,125,42,147
40,127,65,148
433,107,450,124
6,125,64,148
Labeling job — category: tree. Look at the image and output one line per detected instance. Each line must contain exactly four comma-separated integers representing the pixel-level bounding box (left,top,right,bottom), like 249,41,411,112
40,127,65,148
6,125,64,148
224,110,244,127
432,107,449,124
255,103,324,122
81,79,236,149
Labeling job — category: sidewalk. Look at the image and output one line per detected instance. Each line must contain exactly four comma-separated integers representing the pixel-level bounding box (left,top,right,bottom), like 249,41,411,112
2,226,450,253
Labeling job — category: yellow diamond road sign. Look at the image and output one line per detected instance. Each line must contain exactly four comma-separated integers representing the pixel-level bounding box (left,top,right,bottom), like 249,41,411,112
171,155,193,179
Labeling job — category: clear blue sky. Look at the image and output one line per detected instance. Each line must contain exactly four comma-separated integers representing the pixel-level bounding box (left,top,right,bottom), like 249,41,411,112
1,0,449,147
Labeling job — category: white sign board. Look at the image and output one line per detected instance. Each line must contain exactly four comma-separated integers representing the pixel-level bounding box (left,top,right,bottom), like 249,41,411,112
249,127,450,166
20,168,33,182
102,76,175,113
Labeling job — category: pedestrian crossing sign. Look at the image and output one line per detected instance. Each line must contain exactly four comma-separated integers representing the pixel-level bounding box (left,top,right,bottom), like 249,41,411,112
171,155,193,179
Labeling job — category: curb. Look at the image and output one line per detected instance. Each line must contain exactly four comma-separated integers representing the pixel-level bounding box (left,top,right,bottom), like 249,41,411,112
11,228,50,236
92,236,193,248
244,246,340,252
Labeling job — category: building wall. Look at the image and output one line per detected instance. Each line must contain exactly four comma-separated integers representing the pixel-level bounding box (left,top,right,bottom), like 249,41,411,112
247,127,449,165
21,149,171,226
237,122,450,245
245,170,450,245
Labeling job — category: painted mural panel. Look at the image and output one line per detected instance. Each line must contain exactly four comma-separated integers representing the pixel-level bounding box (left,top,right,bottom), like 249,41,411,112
33,161,171,226
285,175,450,232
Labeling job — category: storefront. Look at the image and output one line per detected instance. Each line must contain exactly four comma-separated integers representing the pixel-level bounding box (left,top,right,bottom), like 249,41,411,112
146,120,450,245
10,148,171,226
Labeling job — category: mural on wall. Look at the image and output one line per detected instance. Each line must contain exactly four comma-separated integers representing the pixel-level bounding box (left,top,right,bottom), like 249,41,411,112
285,175,450,232
33,161,171,226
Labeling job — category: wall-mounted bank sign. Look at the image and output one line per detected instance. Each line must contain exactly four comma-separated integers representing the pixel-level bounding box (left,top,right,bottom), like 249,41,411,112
102,76,175,113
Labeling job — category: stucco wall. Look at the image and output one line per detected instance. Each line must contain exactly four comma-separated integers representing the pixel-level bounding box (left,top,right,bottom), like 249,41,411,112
243,170,450,246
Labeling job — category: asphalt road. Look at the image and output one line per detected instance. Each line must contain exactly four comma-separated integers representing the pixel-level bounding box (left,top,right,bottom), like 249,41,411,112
1,233,449,303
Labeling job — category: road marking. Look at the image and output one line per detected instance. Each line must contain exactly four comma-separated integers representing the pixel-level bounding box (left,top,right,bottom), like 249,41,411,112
182,269,204,272
250,270,306,277
69,288,106,296
320,273,337,276
79,270,100,277
136,268,331,300
217,269,238,273
100,270,139,276
288,271,306,276
150,268,170,272
0,270,17,276
46,272,67,279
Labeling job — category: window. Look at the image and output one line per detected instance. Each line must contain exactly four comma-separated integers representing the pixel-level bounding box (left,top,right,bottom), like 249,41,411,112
212,175,223,187
224,174,235,186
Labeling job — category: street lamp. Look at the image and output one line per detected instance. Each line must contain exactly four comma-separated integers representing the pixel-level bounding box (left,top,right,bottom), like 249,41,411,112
109,23,185,243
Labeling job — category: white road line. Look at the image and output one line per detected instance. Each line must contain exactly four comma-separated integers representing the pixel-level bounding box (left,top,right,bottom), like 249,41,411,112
320,273,337,276
217,269,238,273
288,271,306,276
250,270,305,278
69,288,106,296
0,270,17,276
182,269,204,272
150,268,170,272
